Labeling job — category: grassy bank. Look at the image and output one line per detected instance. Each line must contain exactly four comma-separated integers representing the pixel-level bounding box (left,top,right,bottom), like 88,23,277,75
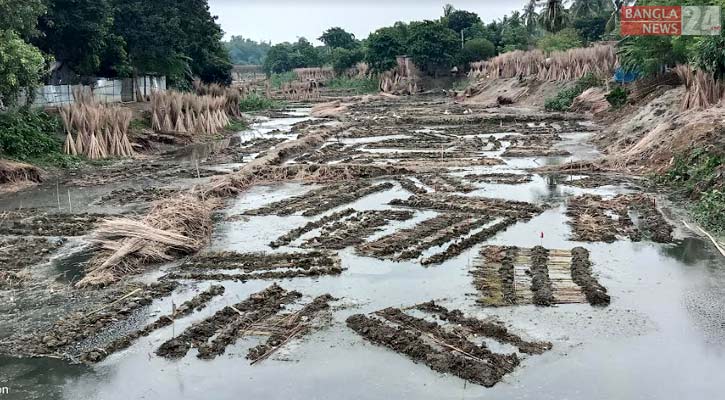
656,148,724,236
544,73,603,111
239,94,281,112
325,77,378,94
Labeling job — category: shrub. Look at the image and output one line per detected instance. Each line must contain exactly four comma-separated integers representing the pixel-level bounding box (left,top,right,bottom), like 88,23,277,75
239,94,279,112
0,109,62,160
694,189,725,234
537,28,583,53
326,77,377,94
544,73,603,111
269,71,296,89
606,86,629,107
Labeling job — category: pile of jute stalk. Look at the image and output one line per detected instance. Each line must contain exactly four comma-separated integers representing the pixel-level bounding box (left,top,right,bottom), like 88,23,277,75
468,44,617,82
60,88,134,159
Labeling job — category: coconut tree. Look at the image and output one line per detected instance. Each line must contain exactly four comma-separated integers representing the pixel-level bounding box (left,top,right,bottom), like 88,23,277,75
570,0,610,19
539,0,568,33
522,0,539,33
606,0,636,33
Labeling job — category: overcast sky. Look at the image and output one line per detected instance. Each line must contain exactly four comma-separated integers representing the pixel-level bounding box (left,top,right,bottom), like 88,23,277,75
209,0,529,44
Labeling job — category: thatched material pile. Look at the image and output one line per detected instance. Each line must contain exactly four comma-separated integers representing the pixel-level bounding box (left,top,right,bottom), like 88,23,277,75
674,64,725,110
192,79,245,119
294,67,335,81
60,102,134,159
342,62,371,79
380,57,420,95
150,91,230,136
469,45,617,82
0,159,42,184
571,88,610,114
78,194,220,287
280,80,321,100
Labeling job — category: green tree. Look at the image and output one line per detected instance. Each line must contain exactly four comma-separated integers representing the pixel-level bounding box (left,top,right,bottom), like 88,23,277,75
446,10,481,34
264,43,294,74
36,0,115,76
522,0,539,33
329,47,364,74
293,38,322,67
407,21,459,74
500,14,530,52
0,30,46,106
175,0,232,84
112,0,186,79
573,15,608,42
224,36,271,65
365,26,407,72
318,27,357,49
0,0,46,38
570,0,610,19
458,38,496,66
537,28,583,53
539,0,568,33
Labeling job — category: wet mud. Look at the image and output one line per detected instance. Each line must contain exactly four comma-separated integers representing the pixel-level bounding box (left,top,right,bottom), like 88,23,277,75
390,193,544,220
566,194,673,243
0,237,65,288
301,210,414,250
15,281,179,359
0,210,105,237
156,284,333,362
245,182,394,217
463,173,533,184
347,302,551,387
164,251,343,281
81,285,226,363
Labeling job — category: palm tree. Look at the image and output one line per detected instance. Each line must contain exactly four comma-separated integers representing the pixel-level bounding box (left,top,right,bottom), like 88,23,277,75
571,0,609,19
522,0,539,33
606,0,636,33
539,0,567,33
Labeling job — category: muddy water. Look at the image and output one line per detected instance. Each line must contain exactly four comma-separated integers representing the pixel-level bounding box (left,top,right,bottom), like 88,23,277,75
2,114,725,400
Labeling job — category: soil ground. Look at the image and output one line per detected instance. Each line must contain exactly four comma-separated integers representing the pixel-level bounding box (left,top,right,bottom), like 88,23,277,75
0,94,724,400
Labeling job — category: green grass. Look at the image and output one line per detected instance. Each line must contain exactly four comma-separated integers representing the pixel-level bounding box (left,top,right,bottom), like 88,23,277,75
239,94,281,112
325,77,378,94
269,72,297,89
226,117,249,131
544,73,604,112
655,148,724,234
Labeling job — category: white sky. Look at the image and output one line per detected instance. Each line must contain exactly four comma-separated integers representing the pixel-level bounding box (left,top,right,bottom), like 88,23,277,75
209,0,529,44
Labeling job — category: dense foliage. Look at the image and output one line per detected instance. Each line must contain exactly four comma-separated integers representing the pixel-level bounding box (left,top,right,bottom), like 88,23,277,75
658,148,725,234
263,39,322,74
0,0,232,106
0,30,46,106
537,28,583,53
224,36,271,65
0,109,61,160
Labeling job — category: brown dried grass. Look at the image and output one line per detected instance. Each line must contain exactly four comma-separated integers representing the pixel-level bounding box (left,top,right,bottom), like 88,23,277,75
674,64,725,110
469,45,617,82
60,102,134,159
77,194,220,287
0,159,42,184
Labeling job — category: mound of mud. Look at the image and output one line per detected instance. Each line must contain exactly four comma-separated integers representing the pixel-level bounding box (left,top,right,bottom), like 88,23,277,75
347,303,551,387
566,194,673,243
474,246,610,307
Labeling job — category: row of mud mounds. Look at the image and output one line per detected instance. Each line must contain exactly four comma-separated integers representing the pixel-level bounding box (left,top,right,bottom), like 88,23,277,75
243,181,395,217
164,251,343,281
270,209,415,250
566,193,673,243
347,302,552,387
0,209,104,237
21,282,334,366
341,119,593,139
473,246,610,307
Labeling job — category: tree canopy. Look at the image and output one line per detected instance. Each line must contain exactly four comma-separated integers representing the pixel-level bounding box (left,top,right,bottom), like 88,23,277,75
224,36,271,65
318,27,358,49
